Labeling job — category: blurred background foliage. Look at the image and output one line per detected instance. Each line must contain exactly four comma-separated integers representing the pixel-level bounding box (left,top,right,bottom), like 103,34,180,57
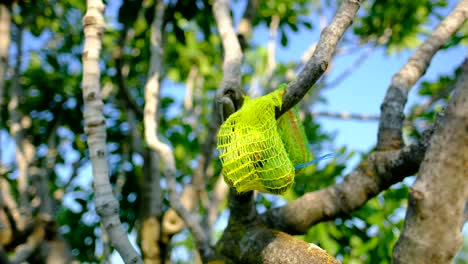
0,0,466,263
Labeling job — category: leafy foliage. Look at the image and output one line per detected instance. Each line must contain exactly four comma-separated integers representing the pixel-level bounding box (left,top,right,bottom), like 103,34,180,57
354,0,447,52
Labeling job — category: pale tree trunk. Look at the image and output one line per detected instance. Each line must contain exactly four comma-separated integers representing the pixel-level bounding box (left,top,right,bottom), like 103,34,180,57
392,59,468,263
0,4,10,161
81,0,142,262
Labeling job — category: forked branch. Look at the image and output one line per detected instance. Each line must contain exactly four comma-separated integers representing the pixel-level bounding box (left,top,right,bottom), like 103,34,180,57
377,0,468,150
81,0,142,262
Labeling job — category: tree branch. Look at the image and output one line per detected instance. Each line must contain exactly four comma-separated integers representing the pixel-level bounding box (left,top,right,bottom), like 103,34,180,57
393,58,468,264
0,245,10,264
377,0,468,150
276,0,362,118
312,111,379,121
141,150,164,263
0,177,25,239
81,1,142,262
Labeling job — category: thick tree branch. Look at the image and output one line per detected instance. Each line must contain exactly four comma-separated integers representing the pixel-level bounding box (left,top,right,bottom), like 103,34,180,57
260,129,432,234
276,0,362,118
81,1,142,262
218,226,340,264
392,58,468,264
213,0,244,118
377,0,468,150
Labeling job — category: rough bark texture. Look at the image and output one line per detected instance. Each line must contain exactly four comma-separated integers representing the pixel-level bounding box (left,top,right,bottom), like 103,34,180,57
377,0,468,150
392,59,468,264
81,0,142,262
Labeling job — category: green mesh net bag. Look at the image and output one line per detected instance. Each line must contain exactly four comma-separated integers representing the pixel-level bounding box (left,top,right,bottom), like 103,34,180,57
217,87,311,194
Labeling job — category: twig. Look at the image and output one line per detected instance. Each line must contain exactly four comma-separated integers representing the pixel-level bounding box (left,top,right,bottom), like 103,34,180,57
377,0,468,150
276,0,362,118
312,111,379,121
143,0,212,261
325,46,374,89
114,25,144,119
81,1,142,262
393,58,468,263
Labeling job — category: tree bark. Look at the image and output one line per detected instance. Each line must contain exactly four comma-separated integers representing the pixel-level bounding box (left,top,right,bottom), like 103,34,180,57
81,0,142,262
392,58,468,264
0,4,11,159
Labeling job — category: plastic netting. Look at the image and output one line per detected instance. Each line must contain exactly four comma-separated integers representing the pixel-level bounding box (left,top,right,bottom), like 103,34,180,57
277,107,311,174
217,88,311,194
